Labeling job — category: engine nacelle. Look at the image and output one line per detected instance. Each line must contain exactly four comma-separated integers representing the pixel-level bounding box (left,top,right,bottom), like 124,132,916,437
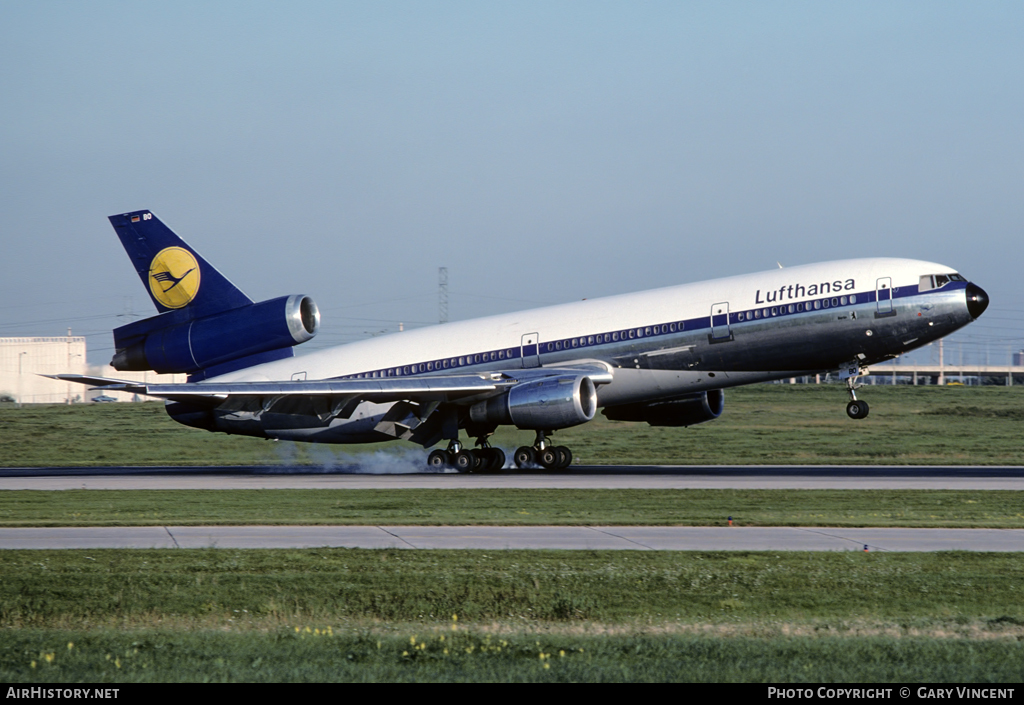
602,389,724,427
112,294,320,374
469,375,598,430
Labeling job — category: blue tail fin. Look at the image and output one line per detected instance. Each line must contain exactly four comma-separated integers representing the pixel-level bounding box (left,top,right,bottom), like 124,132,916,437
109,210,253,318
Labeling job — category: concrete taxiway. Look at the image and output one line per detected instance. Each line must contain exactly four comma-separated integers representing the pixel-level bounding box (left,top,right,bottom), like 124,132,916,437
1,525,1021,551
2,465,1024,490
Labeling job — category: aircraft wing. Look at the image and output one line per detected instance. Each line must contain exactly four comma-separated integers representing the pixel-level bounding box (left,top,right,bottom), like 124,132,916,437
48,367,613,408
49,372,515,406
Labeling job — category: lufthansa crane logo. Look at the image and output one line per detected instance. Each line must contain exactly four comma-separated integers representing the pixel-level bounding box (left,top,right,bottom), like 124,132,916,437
148,247,200,309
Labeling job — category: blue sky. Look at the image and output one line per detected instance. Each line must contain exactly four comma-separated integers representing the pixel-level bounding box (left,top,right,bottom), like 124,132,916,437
1,2,1021,367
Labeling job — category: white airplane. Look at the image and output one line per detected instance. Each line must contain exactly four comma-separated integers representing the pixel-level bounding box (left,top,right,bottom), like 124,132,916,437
55,210,990,471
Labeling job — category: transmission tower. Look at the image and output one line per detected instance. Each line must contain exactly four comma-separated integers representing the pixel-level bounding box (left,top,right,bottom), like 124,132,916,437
438,267,449,324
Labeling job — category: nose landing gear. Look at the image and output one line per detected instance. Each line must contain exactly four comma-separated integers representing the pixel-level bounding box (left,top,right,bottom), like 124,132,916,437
839,362,870,419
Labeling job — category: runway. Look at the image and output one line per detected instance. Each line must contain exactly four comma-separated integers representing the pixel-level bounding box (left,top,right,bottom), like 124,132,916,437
1,525,1021,551
2,464,1024,490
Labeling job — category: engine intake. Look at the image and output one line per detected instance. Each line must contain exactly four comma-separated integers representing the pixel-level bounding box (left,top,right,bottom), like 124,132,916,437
112,294,320,374
602,389,724,427
470,375,598,430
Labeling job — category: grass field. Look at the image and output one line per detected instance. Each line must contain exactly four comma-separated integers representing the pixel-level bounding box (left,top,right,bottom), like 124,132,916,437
1,549,1022,682
2,488,1023,527
3,384,1024,467
2,384,1022,681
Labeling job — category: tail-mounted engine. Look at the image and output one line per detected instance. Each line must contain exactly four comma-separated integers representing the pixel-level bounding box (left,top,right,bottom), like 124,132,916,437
469,374,598,430
602,389,724,427
111,294,320,374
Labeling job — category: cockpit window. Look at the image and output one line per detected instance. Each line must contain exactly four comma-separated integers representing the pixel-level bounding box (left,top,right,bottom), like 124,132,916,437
920,273,965,291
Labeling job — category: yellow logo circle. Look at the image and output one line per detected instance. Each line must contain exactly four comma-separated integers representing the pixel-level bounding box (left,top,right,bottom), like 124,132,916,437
148,247,201,309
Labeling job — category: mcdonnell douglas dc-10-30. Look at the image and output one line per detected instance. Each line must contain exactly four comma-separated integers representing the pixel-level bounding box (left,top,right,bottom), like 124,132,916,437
54,210,990,471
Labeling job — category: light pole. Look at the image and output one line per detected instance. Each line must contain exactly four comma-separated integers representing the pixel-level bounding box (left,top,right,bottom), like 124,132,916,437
18,351,27,408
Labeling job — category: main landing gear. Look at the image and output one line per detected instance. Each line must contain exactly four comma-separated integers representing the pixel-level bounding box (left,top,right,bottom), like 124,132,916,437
425,430,574,472
427,438,506,473
513,430,573,471
840,362,870,420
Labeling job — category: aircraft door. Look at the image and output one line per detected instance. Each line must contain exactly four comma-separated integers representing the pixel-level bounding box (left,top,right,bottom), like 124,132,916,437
876,277,895,317
710,302,732,342
521,332,540,368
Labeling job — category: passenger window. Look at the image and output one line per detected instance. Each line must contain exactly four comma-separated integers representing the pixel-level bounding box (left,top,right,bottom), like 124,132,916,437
754,309,761,319
771,307,777,316
831,298,839,307
850,294,857,304
788,304,795,313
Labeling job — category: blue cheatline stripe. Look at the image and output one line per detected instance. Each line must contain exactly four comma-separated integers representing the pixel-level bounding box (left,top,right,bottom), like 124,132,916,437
328,282,963,381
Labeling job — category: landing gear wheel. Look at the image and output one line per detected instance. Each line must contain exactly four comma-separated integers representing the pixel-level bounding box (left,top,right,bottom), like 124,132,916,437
846,400,869,419
427,449,451,469
452,450,475,472
538,447,559,469
553,446,572,469
514,446,536,469
474,448,500,472
488,448,506,471
469,449,485,472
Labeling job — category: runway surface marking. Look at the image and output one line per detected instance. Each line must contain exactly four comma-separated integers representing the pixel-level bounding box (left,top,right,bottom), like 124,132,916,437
1,526,1021,551
3,465,1024,490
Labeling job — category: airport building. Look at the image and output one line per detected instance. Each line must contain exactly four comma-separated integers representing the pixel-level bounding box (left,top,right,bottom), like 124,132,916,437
0,336,184,404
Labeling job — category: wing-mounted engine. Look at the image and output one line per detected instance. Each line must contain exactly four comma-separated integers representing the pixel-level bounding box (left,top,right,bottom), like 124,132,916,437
111,294,320,375
602,389,724,427
468,374,598,430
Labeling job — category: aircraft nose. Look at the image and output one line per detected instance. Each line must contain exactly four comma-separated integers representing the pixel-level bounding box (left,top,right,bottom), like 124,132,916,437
965,282,989,319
